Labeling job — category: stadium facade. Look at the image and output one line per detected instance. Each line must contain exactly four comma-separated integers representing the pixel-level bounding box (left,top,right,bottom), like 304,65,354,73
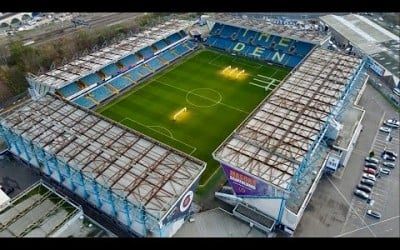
1,13,369,237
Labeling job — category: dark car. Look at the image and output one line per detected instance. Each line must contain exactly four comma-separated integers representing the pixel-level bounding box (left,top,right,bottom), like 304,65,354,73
382,150,398,159
356,184,372,193
360,178,375,187
366,210,381,219
382,154,396,162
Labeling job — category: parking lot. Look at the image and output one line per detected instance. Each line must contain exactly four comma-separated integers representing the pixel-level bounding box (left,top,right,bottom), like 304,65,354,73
295,81,399,237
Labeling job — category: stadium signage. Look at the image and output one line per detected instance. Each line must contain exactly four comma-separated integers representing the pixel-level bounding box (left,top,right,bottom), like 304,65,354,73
229,169,256,190
221,164,277,196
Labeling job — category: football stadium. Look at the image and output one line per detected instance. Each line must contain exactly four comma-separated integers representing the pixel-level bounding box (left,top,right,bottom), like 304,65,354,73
0,14,368,237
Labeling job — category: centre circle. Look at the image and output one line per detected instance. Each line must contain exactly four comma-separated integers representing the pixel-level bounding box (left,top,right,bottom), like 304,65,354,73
185,88,222,108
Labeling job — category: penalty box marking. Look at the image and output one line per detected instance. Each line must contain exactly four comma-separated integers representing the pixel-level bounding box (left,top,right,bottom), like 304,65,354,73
120,117,197,155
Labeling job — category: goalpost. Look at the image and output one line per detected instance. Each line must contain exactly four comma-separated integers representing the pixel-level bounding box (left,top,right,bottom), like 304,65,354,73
173,107,187,120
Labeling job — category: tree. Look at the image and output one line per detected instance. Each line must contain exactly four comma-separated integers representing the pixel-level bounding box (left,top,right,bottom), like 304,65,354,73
369,151,375,158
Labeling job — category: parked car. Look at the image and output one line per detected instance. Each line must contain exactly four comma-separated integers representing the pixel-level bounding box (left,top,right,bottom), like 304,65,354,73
354,189,369,200
360,178,375,187
382,161,395,168
364,164,378,170
365,157,379,164
366,209,381,219
379,167,391,175
364,162,378,168
363,167,377,175
383,119,399,128
382,150,398,159
379,126,391,133
356,184,372,193
382,154,396,162
362,173,376,182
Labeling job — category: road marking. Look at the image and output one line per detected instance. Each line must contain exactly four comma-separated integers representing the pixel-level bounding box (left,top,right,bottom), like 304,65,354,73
335,215,400,237
328,177,377,237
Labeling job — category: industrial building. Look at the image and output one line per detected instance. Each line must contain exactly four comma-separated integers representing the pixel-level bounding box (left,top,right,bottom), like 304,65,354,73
320,14,399,88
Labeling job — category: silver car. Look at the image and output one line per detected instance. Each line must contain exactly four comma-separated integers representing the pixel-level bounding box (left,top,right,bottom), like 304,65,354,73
354,189,369,200
366,210,381,219
382,161,395,168
379,167,391,175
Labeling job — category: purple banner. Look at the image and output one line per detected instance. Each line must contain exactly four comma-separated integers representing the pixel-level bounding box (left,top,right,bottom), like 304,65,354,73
221,164,276,196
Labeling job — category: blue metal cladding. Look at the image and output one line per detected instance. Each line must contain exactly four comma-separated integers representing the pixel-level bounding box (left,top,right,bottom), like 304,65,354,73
0,123,177,237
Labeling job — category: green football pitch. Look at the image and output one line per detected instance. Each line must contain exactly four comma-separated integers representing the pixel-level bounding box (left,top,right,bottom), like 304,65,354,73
97,49,290,188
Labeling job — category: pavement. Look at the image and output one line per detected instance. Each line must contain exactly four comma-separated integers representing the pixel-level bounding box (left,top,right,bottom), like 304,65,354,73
295,81,399,237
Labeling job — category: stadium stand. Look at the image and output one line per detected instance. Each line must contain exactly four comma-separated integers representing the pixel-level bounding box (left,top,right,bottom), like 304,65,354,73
109,76,133,91
73,96,96,109
138,46,154,60
153,40,169,52
89,85,115,103
81,73,102,86
137,65,152,78
147,57,165,71
102,63,120,77
205,22,315,68
166,32,182,44
119,54,140,68
159,50,178,62
58,82,82,98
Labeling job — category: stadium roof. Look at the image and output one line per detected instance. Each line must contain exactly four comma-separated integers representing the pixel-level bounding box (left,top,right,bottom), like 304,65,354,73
320,14,399,78
0,94,205,221
29,19,194,89
213,48,361,191
209,13,330,44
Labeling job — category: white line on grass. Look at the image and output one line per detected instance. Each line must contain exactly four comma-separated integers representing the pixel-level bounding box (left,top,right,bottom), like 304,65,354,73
120,117,197,155
208,53,222,66
155,79,250,114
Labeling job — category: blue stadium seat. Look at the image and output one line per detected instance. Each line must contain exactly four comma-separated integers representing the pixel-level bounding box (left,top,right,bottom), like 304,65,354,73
119,54,140,68
219,25,240,39
81,73,102,85
174,44,189,55
153,40,169,51
178,30,187,38
89,85,115,102
166,32,182,44
109,77,133,90
205,36,217,47
213,37,234,51
102,63,119,77
137,65,151,77
73,96,96,109
138,46,154,60
159,50,178,62
147,57,164,71
58,82,82,98
127,68,142,81
286,55,302,68
293,41,315,57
